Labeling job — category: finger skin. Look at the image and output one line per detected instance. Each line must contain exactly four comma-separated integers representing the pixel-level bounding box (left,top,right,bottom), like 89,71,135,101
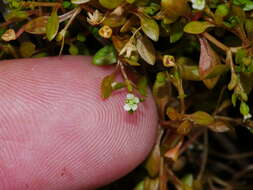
0,56,158,190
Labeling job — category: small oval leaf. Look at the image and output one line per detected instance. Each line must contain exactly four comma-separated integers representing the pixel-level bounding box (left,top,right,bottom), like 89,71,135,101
139,14,159,41
46,9,59,41
92,45,117,66
101,73,115,99
136,35,156,65
184,21,215,34
99,0,124,9
137,76,148,96
189,111,215,126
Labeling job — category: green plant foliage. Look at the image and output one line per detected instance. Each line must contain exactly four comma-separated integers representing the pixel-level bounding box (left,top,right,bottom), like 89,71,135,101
139,14,159,41
92,45,117,66
183,21,215,34
1,0,253,189
46,9,59,41
101,73,115,99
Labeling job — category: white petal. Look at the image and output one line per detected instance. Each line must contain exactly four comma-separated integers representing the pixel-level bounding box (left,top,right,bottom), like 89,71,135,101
87,12,93,18
131,104,138,111
133,97,140,103
192,0,205,10
124,104,131,111
127,93,134,99
244,113,252,121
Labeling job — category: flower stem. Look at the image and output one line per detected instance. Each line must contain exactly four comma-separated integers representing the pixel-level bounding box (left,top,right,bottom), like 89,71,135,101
20,1,62,8
202,32,230,52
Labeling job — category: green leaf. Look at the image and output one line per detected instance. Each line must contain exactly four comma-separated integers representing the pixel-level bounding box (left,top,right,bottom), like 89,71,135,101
189,111,215,125
181,174,193,187
77,33,86,42
123,58,141,66
139,15,159,41
137,76,148,96
215,4,229,17
245,19,253,40
99,0,124,9
133,181,144,190
136,35,156,65
170,21,184,43
4,10,29,21
240,101,250,116
228,72,238,90
92,45,117,66
46,9,59,41
184,21,215,34
232,0,248,6
235,48,247,64
101,73,115,99
205,64,229,79
157,0,189,21
19,42,36,58
71,0,90,4
69,44,79,55
111,82,125,90
143,3,160,16
231,93,237,107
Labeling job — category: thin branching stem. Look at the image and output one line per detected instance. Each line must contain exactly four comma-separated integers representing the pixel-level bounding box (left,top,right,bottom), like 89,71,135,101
197,129,208,181
20,1,62,8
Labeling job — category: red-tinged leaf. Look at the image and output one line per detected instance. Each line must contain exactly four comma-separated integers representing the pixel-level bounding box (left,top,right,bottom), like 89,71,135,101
199,37,221,89
164,139,183,161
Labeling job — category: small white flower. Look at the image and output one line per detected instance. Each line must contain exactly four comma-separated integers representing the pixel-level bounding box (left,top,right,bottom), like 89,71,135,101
124,93,140,112
243,113,252,121
190,0,206,10
87,10,104,26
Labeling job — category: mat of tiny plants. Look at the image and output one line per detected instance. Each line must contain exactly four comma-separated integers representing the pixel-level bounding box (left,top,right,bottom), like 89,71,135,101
1,0,253,189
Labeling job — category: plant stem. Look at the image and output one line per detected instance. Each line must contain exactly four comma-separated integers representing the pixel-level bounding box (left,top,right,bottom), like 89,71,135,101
203,32,241,53
59,7,81,55
203,32,230,52
20,1,62,8
197,129,208,181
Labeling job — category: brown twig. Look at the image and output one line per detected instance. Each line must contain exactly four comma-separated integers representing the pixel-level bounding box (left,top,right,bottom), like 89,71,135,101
197,129,208,180
20,1,62,8
202,32,241,53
